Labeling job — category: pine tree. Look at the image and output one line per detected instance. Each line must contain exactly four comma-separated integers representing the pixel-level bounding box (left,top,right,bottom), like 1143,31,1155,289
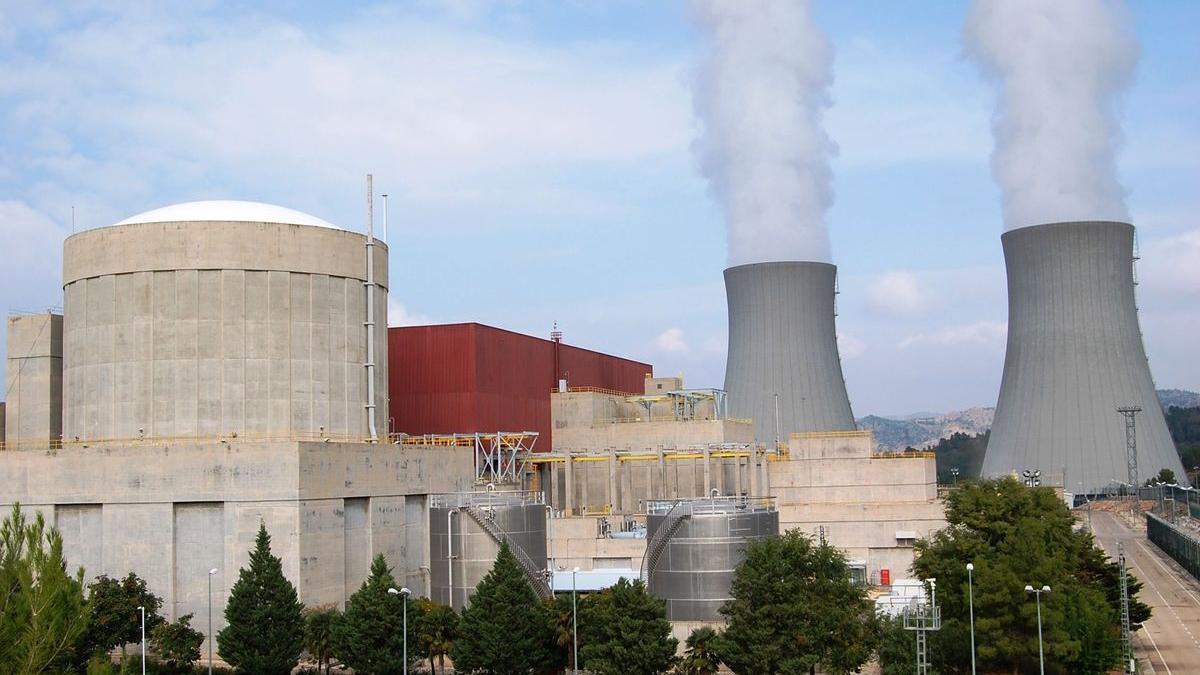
0,503,90,673
451,541,556,674
216,523,304,675
717,530,879,674
331,554,418,675
578,578,677,675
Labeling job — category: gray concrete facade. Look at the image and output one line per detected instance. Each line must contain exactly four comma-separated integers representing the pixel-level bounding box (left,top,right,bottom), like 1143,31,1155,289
983,221,1187,492
5,313,63,445
1,440,474,653
723,262,855,441
61,221,388,441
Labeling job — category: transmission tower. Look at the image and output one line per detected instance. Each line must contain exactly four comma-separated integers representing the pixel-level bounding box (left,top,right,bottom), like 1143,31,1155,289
1119,543,1134,673
1118,406,1141,511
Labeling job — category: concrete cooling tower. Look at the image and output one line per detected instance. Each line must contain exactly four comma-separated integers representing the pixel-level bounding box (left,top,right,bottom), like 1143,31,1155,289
724,261,855,442
983,221,1187,492
61,201,389,441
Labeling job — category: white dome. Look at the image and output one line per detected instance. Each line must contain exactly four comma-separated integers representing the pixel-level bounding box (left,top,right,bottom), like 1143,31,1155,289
115,200,340,229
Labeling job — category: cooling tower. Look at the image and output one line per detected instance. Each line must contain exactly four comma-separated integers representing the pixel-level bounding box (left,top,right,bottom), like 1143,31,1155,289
724,261,855,442
983,221,1187,492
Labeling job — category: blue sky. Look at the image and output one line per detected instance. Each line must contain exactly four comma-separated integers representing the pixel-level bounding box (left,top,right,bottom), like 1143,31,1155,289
1,1,1197,416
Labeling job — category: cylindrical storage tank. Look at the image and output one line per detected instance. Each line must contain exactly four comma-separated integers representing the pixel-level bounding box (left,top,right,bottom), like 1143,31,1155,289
429,492,548,610
646,497,778,621
724,261,855,443
61,201,388,441
983,221,1187,492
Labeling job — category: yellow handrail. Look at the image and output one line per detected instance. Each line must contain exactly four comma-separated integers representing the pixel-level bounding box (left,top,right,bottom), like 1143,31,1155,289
550,386,641,397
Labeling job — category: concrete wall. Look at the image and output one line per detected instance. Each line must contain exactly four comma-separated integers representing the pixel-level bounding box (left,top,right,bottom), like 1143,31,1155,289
1,440,473,653
5,313,63,445
554,419,753,453
1,402,6,444
546,515,646,573
61,222,388,441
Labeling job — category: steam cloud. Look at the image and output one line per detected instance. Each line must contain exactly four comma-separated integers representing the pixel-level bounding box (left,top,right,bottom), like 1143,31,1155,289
965,0,1139,230
690,0,835,266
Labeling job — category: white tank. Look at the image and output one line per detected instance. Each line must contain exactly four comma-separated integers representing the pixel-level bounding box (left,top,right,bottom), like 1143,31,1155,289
61,201,388,441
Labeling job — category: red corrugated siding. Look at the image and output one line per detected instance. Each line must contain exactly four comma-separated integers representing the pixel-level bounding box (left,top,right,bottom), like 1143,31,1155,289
387,323,652,447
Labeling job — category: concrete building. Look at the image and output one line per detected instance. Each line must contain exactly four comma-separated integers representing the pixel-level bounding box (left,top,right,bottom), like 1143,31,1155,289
0,200,480,657
4,312,63,446
61,201,388,442
724,262,856,442
983,221,1188,492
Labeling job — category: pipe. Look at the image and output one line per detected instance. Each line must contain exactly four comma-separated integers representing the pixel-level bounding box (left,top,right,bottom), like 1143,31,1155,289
364,174,378,441
447,508,457,607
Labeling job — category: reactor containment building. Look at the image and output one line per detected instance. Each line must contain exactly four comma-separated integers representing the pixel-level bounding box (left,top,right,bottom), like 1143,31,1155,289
982,221,1188,492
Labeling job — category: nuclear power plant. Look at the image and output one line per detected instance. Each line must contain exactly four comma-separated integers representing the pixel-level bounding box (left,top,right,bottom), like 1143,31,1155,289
982,221,1188,492
723,261,856,441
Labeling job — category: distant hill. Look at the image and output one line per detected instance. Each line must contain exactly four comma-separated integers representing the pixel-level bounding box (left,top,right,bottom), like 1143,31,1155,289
1158,389,1200,410
857,407,994,452
860,389,1200,452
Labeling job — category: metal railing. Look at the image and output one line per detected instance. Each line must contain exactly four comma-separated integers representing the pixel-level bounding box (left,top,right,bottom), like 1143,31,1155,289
872,450,937,459
791,430,873,439
430,490,545,509
640,501,689,583
646,495,776,515
550,385,641,397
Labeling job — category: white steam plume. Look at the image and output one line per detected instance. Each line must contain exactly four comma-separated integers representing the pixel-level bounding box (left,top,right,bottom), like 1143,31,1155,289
965,0,1138,230
690,0,835,266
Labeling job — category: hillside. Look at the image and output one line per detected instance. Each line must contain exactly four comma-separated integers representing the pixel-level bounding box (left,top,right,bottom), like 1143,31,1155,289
859,389,1198,452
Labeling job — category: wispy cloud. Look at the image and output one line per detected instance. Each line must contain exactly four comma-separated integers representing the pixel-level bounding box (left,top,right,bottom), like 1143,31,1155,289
898,320,1007,350
653,327,690,354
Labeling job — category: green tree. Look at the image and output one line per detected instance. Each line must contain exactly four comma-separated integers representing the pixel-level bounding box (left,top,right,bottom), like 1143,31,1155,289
1145,468,1176,486
331,554,419,675
875,616,917,675
304,605,340,675
716,530,878,674
416,599,459,675
451,542,556,674
151,613,204,674
913,477,1144,674
675,626,721,675
216,523,304,675
77,573,165,660
578,578,677,675
0,503,90,674
544,595,576,672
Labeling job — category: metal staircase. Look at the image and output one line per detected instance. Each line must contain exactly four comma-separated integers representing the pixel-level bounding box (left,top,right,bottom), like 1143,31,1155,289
640,501,691,583
463,505,553,600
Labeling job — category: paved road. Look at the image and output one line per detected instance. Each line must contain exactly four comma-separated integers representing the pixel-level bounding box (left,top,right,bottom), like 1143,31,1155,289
1090,509,1200,674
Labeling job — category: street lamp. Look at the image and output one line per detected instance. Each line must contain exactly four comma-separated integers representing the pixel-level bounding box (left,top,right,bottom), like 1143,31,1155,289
137,605,146,675
572,567,580,675
966,563,976,675
388,587,412,674
951,467,960,487
1025,584,1051,675
208,568,218,675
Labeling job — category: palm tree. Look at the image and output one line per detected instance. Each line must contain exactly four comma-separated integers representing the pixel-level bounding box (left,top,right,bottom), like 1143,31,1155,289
302,605,340,675
546,595,576,672
416,600,459,675
676,626,721,675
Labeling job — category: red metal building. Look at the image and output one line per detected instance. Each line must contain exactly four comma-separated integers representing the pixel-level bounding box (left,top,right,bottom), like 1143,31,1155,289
387,323,652,448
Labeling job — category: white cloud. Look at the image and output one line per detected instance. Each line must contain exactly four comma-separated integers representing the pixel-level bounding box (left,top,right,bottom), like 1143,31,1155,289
388,299,433,327
898,320,1007,350
864,270,927,317
653,327,690,354
837,331,865,359
1138,228,1200,306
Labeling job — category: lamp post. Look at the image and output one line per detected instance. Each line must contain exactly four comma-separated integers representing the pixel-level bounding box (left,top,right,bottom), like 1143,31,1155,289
967,563,976,675
951,468,960,487
207,568,218,675
388,587,412,674
138,605,146,675
572,567,580,675
1025,584,1051,675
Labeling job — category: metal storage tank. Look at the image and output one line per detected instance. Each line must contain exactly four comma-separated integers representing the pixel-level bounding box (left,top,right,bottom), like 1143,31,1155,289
983,221,1188,492
643,496,778,621
61,201,388,441
429,490,549,609
724,261,855,442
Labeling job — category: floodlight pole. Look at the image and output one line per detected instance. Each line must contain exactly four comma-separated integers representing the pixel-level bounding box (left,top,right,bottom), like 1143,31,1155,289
967,563,976,675
1118,406,1141,512
1025,584,1051,675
